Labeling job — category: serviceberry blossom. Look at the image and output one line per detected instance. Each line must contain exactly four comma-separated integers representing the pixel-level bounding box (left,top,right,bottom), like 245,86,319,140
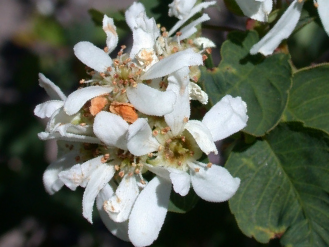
34,1,248,247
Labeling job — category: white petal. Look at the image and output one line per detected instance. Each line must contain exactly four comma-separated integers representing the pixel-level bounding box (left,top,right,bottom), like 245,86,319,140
317,0,329,36
189,81,208,104
74,41,113,72
141,48,203,80
38,130,101,144
178,14,210,40
59,155,103,190
103,15,118,53
128,176,171,247
145,164,171,181
125,2,146,30
168,0,197,19
129,11,159,59
235,0,272,22
38,73,66,100
164,68,190,135
93,111,128,150
193,37,216,49
96,184,130,242
169,169,191,196
126,83,176,116
58,164,83,190
34,100,64,118
185,120,218,155
250,0,303,55
82,163,116,223
168,1,216,36
190,162,240,202
127,118,159,156
104,175,139,222
64,86,112,116
202,95,248,141
43,149,78,195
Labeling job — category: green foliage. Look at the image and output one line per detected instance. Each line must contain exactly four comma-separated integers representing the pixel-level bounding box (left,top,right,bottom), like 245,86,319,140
223,0,244,16
200,31,292,137
284,64,329,134
227,122,329,247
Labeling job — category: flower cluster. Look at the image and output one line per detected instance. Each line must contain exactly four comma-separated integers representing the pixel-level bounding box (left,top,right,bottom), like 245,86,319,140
236,0,329,55
34,1,248,246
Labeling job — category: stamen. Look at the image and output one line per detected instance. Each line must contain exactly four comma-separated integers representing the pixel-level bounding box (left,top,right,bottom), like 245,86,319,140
207,163,213,168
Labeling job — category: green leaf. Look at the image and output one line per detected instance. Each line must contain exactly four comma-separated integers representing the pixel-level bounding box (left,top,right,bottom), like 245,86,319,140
223,0,244,16
227,122,329,246
283,64,329,135
88,9,104,26
168,189,199,214
200,31,292,136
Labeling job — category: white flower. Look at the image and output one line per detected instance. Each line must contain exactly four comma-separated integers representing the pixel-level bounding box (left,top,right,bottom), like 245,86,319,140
123,88,248,246
70,10,204,117
249,0,329,55
235,0,273,22
34,73,101,143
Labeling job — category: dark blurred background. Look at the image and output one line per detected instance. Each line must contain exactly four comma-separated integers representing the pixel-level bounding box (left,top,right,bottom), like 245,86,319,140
1,0,328,246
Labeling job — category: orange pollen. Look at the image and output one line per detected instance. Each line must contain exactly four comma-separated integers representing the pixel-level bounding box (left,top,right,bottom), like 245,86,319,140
104,46,109,53
109,101,138,123
119,171,125,177
194,168,200,172
79,79,85,84
206,48,212,54
90,96,108,116
207,163,213,168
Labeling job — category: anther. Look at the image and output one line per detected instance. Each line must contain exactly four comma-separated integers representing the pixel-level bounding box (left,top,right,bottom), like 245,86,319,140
148,153,153,157
141,180,146,185
207,163,213,168
172,46,179,53
202,54,208,61
104,153,110,159
107,67,112,72
104,46,109,53
183,117,189,123
152,130,159,136
79,79,85,84
79,123,86,126
181,136,186,142
176,31,182,36
194,168,200,172
206,48,212,54
114,165,120,171
135,169,140,174
119,171,125,177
